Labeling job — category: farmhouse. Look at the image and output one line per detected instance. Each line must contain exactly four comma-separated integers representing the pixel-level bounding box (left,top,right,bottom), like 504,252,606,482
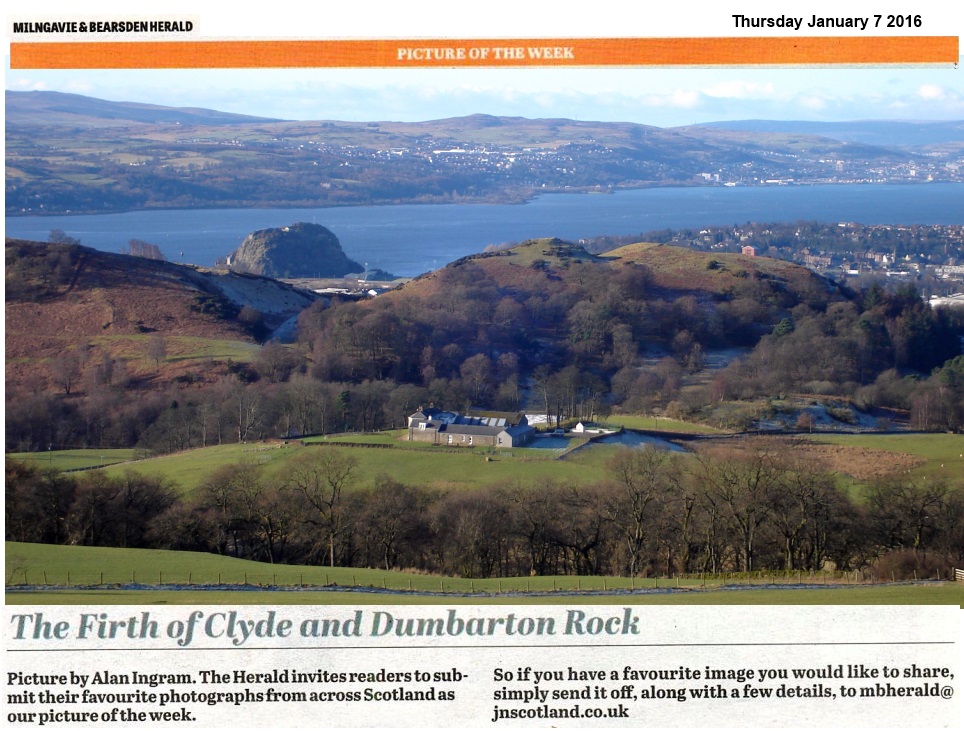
407,407,535,448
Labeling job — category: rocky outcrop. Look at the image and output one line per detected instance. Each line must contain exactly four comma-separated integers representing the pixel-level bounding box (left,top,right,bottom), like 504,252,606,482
226,222,364,278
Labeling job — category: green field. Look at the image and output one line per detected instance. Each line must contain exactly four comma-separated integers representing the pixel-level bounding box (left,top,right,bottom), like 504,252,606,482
9,585,964,606
5,541,695,593
7,448,137,471
90,438,613,495
12,428,961,499
808,433,964,486
602,415,725,434
6,542,963,606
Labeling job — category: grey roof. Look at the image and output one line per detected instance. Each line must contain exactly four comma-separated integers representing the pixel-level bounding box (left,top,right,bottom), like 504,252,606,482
439,424,504,436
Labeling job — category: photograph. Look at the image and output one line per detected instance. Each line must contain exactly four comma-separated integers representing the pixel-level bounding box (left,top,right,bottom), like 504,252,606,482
4,2,963,726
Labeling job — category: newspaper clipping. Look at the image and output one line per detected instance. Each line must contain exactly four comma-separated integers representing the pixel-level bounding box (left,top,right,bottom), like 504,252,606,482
4,1,963,727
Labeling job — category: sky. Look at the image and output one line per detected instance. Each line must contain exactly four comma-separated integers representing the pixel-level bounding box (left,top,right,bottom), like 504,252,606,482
5,1,964,127
6,66,964,128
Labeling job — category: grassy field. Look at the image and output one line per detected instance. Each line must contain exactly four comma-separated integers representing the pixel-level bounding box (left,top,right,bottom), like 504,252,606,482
91,437,614,495
9,585,964,606
7,542,700,593
807,433,964,486
12,428,959,498
7,448,137,471
7,542,963,606
602,414,725,434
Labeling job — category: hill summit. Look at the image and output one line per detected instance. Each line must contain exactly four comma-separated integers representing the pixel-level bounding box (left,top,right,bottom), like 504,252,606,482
226,222,364,278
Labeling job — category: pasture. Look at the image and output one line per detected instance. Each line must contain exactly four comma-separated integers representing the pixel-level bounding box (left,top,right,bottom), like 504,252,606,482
87,436,615,495
7,542,962,606
806,433,964,487
8,448,137,472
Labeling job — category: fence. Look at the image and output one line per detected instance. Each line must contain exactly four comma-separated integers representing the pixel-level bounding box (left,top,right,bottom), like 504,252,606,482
5,567,952,594
956,568,964,582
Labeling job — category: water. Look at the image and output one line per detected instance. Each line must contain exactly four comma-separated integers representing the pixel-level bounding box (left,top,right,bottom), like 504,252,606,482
597,431,687,452
524,435,571,450
5,183,962,278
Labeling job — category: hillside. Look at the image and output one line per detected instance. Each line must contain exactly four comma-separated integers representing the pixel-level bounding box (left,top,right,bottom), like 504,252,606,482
9,91,954,215
299,236,853,400
389,237,842,310
4,90,282,127
5,239,321,392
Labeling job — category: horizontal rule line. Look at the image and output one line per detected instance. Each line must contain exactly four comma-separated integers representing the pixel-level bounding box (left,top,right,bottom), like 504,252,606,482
7,641,955,652
10,36,959,69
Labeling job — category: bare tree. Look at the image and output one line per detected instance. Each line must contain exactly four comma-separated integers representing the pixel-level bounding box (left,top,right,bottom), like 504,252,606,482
604,446,683,577
285,448,359,567
146,335,167,369
121,239,167,261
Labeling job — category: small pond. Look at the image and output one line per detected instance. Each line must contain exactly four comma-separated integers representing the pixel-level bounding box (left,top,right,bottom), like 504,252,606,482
596,431,687,452
523,436,572,450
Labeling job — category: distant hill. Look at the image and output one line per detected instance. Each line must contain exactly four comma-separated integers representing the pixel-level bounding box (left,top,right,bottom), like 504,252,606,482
7,91,959,215
5,90,282,126
687,119,964,148
225,223,366,278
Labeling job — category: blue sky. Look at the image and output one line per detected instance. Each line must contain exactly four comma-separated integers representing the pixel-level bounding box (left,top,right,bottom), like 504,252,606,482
6,1,963,127
7,65,964,128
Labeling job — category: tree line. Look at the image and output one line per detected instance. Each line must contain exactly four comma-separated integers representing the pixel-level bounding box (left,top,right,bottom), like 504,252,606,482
7,444,962,580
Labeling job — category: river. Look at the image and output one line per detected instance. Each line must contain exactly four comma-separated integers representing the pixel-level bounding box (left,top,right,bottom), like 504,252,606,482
5,183,962,277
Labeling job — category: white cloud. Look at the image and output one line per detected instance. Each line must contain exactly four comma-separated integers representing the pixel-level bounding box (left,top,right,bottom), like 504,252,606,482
7,79,49,91
798,95,829,111
917,84,946,100
643,90,702,109
701,81,776,99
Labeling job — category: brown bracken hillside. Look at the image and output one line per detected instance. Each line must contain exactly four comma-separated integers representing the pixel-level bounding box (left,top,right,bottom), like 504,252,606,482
5,239,319,393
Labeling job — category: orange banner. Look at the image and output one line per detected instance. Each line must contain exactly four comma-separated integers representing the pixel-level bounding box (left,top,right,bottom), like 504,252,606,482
10,36,959,68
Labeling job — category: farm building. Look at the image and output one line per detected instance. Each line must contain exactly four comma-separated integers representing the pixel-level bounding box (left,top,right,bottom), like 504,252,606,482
407,407,535,448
